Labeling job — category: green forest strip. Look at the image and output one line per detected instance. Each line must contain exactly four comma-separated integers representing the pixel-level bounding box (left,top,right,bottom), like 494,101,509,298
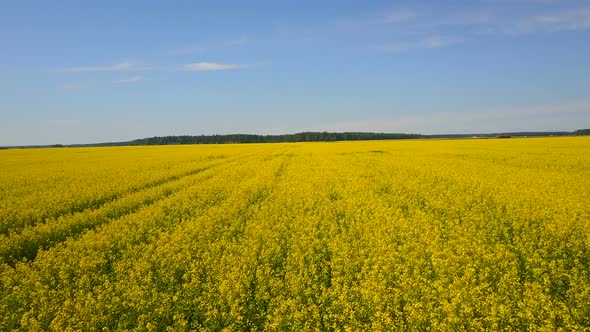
2,129,589,148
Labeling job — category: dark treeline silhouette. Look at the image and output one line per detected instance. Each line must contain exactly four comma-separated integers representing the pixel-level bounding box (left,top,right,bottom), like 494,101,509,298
129,132,423,145
427,131,573,139
129,130,590,145
573,129,590,136
2,130,589,149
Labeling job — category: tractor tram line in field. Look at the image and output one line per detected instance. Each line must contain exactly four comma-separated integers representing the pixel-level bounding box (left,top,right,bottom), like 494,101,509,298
0,153,261,266
1,151,287,330
0,153,246,236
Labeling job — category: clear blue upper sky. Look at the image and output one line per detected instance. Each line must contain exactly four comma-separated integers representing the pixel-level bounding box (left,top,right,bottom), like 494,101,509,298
1,0,589,145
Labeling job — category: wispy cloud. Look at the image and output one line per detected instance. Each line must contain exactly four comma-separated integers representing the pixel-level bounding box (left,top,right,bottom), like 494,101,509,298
517,7,590,32
377,7,496,30
116,76,143,83
375,5,590,41
57,62,137,73
184,62,245,72
378,36,461,52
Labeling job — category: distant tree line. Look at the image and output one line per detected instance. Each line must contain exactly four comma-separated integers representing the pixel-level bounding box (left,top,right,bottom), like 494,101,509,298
573,129,590,136
2,129,589,149
129,129,590,146
129,132,424,145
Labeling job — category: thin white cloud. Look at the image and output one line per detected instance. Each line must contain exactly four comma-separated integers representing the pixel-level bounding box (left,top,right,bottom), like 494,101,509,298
57,62,136,73
184,62,245,72
375,5,590,41
376,7,497,31
378,36,461,52
116,76,143,83
518,7,590,32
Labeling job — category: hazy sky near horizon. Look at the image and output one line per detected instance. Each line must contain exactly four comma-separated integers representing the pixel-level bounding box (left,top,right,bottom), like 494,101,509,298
1,0,590,145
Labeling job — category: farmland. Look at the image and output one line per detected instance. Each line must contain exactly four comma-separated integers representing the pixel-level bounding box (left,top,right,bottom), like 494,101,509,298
1,137,589,330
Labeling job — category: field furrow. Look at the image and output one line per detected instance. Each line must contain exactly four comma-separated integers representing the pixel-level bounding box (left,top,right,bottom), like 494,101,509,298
0,152,287,330
0,152,235,235
0,154,254,266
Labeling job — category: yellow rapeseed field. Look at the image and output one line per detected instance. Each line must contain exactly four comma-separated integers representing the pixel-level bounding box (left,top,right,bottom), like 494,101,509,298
1,137,589,330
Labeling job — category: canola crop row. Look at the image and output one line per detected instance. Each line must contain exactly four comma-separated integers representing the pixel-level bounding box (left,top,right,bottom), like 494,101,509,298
0,146,240,235
1,137,589,330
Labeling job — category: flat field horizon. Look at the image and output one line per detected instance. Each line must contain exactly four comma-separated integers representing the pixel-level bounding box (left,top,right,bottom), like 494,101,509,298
1,136,589,330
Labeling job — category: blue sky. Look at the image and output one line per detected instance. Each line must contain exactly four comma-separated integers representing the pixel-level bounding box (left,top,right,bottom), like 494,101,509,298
1,0,589,145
